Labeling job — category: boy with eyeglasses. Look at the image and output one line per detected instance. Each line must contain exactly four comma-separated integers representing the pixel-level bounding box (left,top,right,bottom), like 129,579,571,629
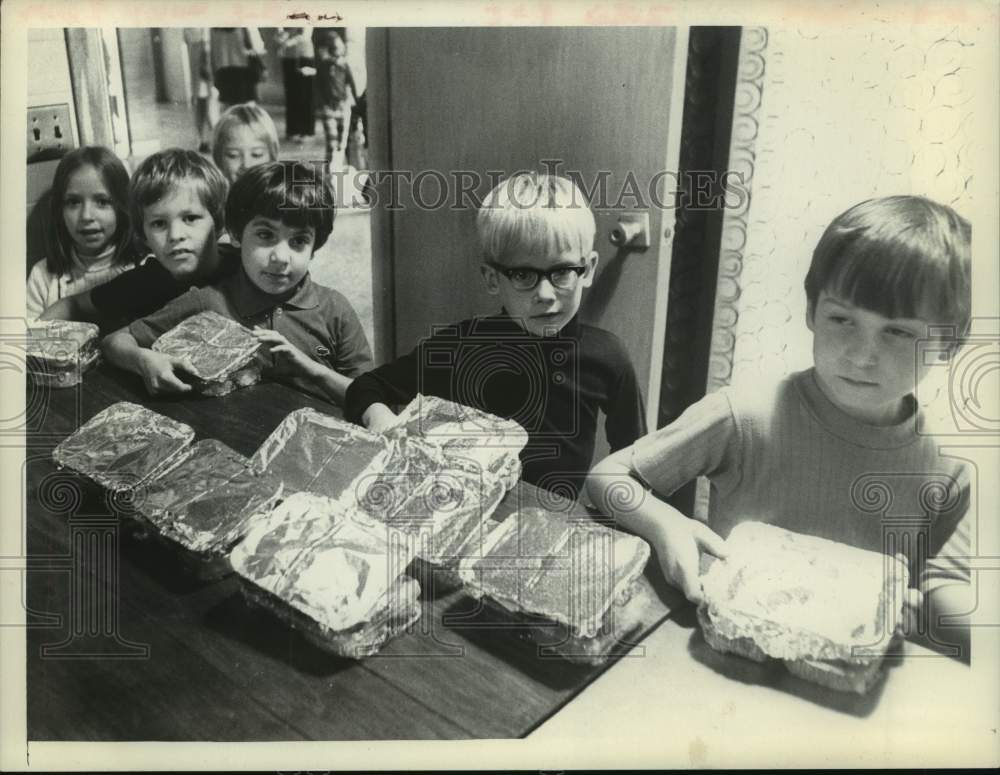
345,172,646,498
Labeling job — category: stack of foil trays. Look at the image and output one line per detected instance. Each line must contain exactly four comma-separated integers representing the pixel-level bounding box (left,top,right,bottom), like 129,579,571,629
235,395,530,656
26,319,101,388
248,398,528,590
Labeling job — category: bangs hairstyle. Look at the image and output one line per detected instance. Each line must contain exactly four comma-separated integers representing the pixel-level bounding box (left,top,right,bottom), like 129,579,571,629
477,172,596,263
47,146,132,274
225,161,336,250
129,148,228,250
211,103,280,168
805,195,972,334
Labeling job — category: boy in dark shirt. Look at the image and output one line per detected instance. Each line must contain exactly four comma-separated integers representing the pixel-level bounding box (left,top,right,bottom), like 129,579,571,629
345,172,646,497
39,149,237,332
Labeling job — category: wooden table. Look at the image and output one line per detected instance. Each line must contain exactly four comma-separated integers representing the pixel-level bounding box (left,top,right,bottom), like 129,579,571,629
25,364,977,752
24,363,673,741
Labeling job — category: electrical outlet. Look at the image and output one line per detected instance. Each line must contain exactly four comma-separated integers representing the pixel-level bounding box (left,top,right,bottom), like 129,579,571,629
27,104,73,163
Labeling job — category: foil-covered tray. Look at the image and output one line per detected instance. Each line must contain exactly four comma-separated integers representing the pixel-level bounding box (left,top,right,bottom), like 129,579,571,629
351,436,447,523
151,310,261,391
52,402,195,491
199,363,262,397
477,574,658,665
458,507,650,640
136,439,283,558
250,408,393,501
391,394,527,488
243,572,421,659
699,522,909,665
389,457,507,564
230,492,420,658
26,320,101,388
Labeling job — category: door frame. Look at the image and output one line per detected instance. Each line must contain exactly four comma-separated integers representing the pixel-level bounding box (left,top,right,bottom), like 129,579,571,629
366,26,690,433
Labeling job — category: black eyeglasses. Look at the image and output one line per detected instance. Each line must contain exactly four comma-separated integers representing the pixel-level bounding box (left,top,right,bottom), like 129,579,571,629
486,261,589,291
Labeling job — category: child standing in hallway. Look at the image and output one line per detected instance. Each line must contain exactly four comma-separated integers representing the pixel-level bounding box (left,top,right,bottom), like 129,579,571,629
312,29,357,168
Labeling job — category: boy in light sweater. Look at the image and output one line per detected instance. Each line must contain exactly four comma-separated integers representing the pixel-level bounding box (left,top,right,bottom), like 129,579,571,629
588,196,972,657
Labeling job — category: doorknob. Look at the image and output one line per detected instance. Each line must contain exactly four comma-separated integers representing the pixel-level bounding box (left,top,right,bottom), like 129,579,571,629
609,211,650,249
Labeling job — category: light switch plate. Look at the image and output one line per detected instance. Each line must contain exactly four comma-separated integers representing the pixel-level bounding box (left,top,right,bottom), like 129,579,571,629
27,104,73,163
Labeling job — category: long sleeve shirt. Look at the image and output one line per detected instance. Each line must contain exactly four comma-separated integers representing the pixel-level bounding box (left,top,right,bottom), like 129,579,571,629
346,312,647,496
630,368,971,592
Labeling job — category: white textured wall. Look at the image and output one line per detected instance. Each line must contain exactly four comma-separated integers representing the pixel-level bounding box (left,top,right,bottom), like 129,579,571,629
726,25,977,387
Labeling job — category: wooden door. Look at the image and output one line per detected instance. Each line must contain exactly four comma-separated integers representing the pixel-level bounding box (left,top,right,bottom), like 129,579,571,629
369,27,686,433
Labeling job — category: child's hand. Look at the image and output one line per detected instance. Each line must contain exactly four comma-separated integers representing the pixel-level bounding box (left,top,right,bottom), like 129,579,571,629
888,552,922,637
362,403,399,433
136,350,196,395
299,66,317,76
253,327,317,377
652,507,728,604
902,587,924,637
891,553,924,637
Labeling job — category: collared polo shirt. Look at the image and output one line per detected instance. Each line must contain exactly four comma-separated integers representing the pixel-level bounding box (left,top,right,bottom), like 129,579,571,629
129,268,373,397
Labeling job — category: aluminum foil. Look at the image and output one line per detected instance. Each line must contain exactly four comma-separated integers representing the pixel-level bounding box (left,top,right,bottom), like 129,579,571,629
151,310,260,384
137,439,283,555
388,458,507,564
250,408,393,501
199,363,263,397
391,394,527,488
351,436,446,523
242,573,421,659
52,401,195,491
458,507,650,639
699,522,909,664
26,320,100,388
249,401,526,590
230,492,418,635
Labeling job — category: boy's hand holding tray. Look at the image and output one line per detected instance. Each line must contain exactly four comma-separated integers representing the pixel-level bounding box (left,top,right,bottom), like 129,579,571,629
698,522,910,694
150,310,262,396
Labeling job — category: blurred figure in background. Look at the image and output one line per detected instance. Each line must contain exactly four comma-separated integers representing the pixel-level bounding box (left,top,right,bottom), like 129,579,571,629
275,27,316,144
183,28,214,152
312,29,357,169
346,89,368,172
210,27,267,109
